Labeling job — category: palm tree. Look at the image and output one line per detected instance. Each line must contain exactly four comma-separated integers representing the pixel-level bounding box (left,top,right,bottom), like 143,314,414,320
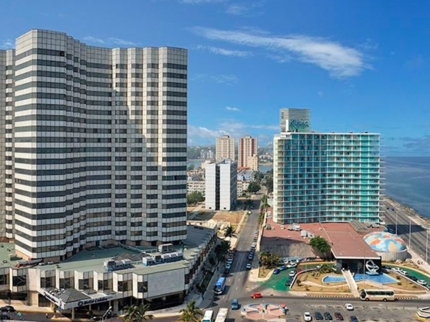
224,225,236,238
178,300,203,322
123,304,153,322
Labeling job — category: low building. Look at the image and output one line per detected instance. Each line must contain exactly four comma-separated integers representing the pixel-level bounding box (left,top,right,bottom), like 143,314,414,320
187,180,206,195
0,225,217,318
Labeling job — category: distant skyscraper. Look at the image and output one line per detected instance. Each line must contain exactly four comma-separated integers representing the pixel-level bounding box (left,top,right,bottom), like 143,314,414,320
0,29,188,260
238,135,258,170
273,108,381,224
216,135,235,161
205,159,237,210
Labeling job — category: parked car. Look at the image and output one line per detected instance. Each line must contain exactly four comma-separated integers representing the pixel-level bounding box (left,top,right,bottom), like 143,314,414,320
315,311,324,320
303,312,312,321
248,255,254,260
334,312,344,320
0,306,15,313
323,312,332,320
418,279,428,286
409,276,418,282
279,265,287,271
289,270,296,277
225,264,231,270
349,316,359,322
246,263,252,270
344,303,354,311
251,292,262,299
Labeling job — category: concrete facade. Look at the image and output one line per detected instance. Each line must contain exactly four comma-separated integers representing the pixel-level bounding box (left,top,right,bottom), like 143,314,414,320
0,29,188,261
205,159,237,210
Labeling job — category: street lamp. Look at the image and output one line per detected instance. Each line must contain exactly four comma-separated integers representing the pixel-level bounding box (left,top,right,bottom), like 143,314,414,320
426,229,429,264
409,217,412,248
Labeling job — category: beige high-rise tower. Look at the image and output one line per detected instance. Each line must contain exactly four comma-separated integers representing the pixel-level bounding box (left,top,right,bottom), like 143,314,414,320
216,135,235,161
238,136,258,170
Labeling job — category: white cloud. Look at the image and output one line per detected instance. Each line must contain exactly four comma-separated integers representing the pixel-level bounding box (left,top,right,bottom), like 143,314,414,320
191,73,239,86
188,120,278,145
82,36,106,44
82,36,139,47
180,0,226,3
197,45,251,57
0,39,14,49
225,2,264,16
225,106,241,112
192,27,369,78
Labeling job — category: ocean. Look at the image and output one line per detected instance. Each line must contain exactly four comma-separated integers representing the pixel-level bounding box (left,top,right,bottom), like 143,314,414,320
383,157,430,220
187,157,430,219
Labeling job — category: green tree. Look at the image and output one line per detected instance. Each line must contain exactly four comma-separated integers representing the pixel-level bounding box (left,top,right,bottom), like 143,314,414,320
260,194,269,213
259,251,280,268
123,304,153,322
309,236,331,257
214,240,231,261
264,176,273,194
224,225,236,238
178,300,203,322
254,171,264,182
186,191,205,205
247,182,261,193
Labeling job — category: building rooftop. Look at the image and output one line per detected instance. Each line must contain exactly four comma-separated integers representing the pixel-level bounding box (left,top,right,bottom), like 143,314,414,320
262,218,379,259
2,224,216,274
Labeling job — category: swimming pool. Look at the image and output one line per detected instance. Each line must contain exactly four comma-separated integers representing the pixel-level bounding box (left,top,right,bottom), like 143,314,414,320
323,273,398,284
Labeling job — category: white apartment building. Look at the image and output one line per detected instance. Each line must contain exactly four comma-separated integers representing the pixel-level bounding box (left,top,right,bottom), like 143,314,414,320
238,135,258,170
187,180,205,195
205,159,237,210
0,29,188,261
216,135,235,161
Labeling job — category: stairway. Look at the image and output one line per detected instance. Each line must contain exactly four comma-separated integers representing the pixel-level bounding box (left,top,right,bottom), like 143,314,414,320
342,269,360,297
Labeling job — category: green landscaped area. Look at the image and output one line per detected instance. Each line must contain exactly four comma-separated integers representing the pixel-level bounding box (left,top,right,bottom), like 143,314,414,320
258,263,332,291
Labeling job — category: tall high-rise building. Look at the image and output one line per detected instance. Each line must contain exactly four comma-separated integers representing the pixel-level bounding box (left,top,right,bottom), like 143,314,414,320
238,135,258,170
273,108,381,224
216,135,235,161
205,159,237,211
0,29,188,261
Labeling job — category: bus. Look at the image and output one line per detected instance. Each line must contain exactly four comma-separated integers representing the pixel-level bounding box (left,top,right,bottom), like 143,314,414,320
214,277,226,295
214,308,228,322
359,289,397,301
202,310,214,322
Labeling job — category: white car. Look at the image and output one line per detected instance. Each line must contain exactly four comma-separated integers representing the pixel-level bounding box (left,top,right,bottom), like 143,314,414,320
289,270,296,277
303,312,312,321
225,264,231,270
418,279,427,286
345,303,354,311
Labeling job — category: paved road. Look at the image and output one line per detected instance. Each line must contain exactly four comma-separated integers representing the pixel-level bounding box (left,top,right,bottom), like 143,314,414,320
212,196,262,314
381,198,430,263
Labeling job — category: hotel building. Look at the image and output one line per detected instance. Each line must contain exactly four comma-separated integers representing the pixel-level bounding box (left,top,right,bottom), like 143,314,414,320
273,108,381,224
0,29,188,261
215,135,235,161
238,135,258,170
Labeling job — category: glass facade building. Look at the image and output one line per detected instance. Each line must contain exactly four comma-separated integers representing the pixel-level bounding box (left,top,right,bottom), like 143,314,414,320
273,109,381,224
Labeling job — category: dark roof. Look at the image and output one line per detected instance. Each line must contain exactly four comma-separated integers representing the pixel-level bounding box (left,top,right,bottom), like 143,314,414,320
46,288,90,303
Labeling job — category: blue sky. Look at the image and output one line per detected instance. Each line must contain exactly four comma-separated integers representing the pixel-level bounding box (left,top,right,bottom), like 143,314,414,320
1,0,430,156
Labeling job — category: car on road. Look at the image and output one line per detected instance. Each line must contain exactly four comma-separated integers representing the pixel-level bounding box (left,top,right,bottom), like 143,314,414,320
289,270,296,277
231,298,239,310
251,292,262,299
349,316,359,322
334,312,344,320
273,269,280,275
344,303,354,311
0,306,15,313
303,312,312,321
323,312,332,320
418,279,428,286
314,312,323,320
246,263,252,270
